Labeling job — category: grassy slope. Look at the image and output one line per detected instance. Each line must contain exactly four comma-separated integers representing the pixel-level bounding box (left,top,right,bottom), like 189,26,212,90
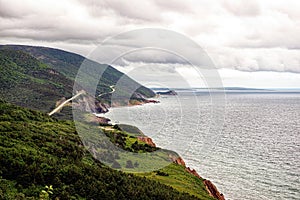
101,124,215,200
137,164,215,200
0,100,204,200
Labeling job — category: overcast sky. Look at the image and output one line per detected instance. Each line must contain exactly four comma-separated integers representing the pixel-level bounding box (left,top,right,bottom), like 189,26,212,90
1,0,300,88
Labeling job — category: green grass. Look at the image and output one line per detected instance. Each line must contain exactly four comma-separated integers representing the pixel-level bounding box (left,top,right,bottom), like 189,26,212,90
137,164,215,200
98,123,215,199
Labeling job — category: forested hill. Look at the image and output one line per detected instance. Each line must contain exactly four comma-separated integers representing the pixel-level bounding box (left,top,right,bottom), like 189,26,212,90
0,45,155,114
0,99,205,199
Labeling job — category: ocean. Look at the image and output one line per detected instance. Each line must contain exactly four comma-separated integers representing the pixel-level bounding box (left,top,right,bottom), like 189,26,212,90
103,90,300,200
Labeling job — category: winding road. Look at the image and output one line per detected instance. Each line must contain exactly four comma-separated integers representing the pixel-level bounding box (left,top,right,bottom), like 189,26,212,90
48,85,115,116
98,85,115,97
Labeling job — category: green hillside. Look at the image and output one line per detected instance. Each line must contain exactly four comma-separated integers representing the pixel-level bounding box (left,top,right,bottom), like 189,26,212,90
0,49,74,112
0,100,205,200
99,124,215,200
0,45,155,116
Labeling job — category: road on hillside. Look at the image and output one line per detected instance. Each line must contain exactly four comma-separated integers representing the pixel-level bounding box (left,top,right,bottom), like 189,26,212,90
48,85,115,116
98,85,115,97
48,90,86,116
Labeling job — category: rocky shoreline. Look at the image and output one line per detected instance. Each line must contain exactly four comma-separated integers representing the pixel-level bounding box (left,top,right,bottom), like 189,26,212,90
141,134,225,200
94,97,225,200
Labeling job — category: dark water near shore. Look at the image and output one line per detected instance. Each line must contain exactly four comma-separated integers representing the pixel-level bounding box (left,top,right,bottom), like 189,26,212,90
104,91,300,200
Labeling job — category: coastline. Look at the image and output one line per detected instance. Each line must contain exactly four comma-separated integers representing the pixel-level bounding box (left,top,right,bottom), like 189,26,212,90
95,97,225,200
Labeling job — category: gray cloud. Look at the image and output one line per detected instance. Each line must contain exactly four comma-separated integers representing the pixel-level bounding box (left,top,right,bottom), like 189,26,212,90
0,0,31,18
223,0,261,17
0,0,299,74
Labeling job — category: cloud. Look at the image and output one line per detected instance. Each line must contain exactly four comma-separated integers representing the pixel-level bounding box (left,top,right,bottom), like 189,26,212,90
0,0,126,42
0,0,299,78
114,63,204,88
115,63,300,88
0,0,31,18
223,0,261,17
218,68,300,88
208,47,300,73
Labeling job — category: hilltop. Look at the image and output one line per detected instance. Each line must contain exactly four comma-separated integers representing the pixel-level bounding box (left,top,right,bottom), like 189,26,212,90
0,45,155,118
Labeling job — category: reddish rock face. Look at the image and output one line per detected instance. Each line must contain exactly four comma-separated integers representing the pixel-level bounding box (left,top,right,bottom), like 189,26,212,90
170,156,186,167
170,157,226,200
174,157,186,167
137,136,156,147
185,167,202,179
203,180,225,200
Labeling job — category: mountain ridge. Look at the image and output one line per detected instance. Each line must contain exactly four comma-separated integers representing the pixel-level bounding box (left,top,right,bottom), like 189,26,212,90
0,45,155,118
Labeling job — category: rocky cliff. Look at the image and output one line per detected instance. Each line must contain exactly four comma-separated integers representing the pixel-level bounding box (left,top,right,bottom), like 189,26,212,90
173,156,225,200
204,180,225,200
137,136,156,147
171,156,186,166
163,147,225,199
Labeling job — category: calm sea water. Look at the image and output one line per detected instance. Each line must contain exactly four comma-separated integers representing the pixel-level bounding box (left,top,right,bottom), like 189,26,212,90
103,91,300,200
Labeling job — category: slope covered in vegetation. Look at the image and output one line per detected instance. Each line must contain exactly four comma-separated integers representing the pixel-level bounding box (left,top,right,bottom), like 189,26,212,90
0,100,207,200
0,45,155,112
0,49,74,112
99,124,216,200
